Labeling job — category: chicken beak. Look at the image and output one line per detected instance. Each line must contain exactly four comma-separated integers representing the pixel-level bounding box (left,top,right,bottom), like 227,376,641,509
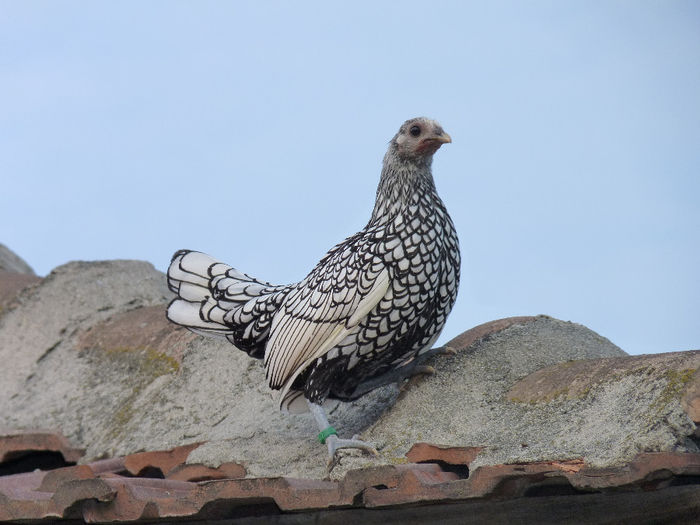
435,132,452,144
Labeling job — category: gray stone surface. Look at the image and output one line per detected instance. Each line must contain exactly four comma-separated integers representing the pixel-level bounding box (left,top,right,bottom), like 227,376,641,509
0,259,395,479
0,244,35,275
0,261,171,445
0,258,697,481
358,317,697,472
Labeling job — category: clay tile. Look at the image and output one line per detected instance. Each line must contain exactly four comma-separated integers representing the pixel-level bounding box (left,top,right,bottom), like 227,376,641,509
0,429,84,464
101,475,196,495
397,462,460,484
0,470,49,500
405,442,483,466
465,462,577,499
123,443,203,478
166,461,246,482
86,457,127,475
50,478,115,513
38,465,95,492
339,464,404,498
575,452,700,491
360,463,461,508
81,476,199,521
196,476,340,513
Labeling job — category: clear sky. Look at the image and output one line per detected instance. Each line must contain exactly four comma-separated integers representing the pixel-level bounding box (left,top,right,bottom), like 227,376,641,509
1,1,698,355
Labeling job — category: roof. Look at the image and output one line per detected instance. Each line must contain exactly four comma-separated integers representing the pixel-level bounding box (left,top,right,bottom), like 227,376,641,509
1,431,699,522
1,252,699,522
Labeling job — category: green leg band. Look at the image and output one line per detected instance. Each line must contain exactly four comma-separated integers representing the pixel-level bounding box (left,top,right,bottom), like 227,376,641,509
317,426,338,444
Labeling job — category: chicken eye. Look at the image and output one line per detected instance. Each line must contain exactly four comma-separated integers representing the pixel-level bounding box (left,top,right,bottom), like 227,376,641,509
409,125,421,137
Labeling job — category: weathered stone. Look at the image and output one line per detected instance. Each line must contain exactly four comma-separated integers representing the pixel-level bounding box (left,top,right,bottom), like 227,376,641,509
0,260,172,460
0,271,41,313
0,244,35,275
508,350,700,404
0,259,396,479
0,256,698,487
348,316,641,473
77,304,192,365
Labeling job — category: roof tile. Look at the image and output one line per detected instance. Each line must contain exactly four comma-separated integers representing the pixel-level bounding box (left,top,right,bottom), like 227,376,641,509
1,440,700,521
0,429,84,465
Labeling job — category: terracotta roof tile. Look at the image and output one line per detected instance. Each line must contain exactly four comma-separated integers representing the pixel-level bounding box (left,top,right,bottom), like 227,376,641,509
166,461,247,482
122,442,202,477
405,442,483,466
0,429,84,465
1,434,699,522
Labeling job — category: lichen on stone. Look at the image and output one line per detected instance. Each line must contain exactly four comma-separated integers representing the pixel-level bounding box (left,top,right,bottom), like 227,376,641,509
649,368,697,416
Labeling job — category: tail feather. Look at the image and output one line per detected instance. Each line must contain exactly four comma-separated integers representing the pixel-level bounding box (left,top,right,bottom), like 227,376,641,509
167,299,228,332
166,250,290,358
167,250,217,291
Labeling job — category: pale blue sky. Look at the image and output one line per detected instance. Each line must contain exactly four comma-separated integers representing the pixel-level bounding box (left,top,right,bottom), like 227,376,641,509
1,1,698,355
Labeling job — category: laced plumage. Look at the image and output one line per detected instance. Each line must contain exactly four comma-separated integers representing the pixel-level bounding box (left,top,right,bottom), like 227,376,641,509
167,117,460,466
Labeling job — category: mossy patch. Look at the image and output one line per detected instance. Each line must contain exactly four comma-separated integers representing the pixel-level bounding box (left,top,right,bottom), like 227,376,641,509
104,346,180,376
509,365,666,404
649,368,697,416
99,346,180,442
